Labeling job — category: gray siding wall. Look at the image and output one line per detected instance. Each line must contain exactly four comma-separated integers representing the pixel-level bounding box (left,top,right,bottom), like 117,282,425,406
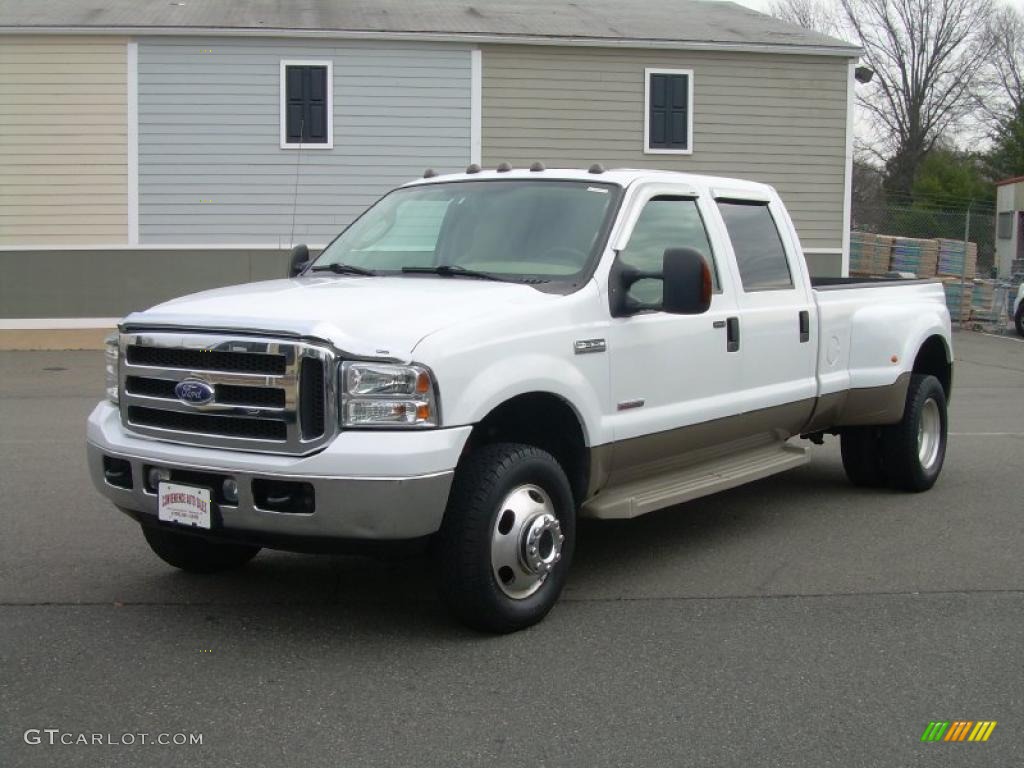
481,45,849,252
138,38,472,245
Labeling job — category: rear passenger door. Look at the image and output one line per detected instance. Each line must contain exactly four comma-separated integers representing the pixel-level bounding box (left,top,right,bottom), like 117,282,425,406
712,195,816,432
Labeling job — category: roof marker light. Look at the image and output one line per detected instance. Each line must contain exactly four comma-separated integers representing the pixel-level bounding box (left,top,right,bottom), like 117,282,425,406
529,162,545,172
496,162,512,172
465,163,481,174
588,163,605,174
422,168,437,178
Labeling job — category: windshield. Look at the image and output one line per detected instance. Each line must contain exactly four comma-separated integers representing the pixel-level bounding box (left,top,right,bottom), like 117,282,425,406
311,180,621,283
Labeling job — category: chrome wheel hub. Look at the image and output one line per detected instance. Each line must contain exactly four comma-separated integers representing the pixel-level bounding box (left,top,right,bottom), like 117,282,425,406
491,484,564,599
917,397,941,471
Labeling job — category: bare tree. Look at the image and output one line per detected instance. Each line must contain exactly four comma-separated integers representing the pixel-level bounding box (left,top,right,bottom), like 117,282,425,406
839,0,994,198
976,4,1024,126
768,0,841,36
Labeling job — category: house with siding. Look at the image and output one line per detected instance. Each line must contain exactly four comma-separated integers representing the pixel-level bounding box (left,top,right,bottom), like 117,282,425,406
0,0,860,344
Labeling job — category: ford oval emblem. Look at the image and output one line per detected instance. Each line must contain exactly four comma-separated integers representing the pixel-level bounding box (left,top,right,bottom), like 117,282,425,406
174,379,215,406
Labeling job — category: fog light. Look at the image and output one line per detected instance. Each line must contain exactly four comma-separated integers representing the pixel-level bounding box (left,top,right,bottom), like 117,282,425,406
222,478,239,505
147,466,171,491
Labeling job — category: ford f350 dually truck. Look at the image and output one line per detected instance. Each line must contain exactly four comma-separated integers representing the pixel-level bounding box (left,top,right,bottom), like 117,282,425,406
87,167,953,632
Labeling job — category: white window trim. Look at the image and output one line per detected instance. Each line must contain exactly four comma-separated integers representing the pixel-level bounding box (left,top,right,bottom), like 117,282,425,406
279,59,334,149
643,67,694,156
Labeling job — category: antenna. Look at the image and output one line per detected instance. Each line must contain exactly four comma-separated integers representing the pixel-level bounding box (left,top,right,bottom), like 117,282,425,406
288,118,303,247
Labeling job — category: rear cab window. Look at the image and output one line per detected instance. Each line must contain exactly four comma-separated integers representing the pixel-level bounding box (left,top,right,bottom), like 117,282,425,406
716,200,794,292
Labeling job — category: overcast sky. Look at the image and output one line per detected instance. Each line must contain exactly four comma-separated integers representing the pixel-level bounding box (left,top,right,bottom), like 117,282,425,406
719,0,774,12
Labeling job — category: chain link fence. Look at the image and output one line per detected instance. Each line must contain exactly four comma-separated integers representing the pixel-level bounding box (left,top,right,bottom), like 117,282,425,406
850,200,1018,333
852,201,997,274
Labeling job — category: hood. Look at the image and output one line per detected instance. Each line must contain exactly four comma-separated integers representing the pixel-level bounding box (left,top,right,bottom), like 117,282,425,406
123,276,560,359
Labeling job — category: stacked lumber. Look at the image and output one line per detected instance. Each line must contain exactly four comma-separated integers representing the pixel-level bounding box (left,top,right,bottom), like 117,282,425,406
849,232,892,276
936,239,977,279
969,279,998,324
890,237,939,277
941,278,974,323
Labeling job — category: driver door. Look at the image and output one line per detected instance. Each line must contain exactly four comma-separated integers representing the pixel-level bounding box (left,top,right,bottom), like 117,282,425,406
606,193,744,477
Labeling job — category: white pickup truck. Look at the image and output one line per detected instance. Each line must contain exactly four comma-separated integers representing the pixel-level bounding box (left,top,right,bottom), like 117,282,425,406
87,167,953,632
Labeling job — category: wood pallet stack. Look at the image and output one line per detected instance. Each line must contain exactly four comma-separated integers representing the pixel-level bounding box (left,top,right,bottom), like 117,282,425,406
890,237,939,277
848,232,978,279
941,278,974,323
848,231,875,275
849,232,892,276
936,239,977,279
969,279,998,324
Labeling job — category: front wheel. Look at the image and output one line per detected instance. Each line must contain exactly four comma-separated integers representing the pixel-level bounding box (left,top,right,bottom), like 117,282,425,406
141,524,261,573
882,374,948,492
434,443,576,633
1015,306,1024,337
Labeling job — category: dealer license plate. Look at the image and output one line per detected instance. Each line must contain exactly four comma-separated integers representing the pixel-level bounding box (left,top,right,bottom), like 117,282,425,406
158,482,212,529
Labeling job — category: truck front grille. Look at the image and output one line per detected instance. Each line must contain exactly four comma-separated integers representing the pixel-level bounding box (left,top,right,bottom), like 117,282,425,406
119,332,336,455
126,345,287,374
127,406,289,441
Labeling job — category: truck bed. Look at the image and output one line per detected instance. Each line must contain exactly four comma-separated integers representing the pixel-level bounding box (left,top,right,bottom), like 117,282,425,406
811,276,939,290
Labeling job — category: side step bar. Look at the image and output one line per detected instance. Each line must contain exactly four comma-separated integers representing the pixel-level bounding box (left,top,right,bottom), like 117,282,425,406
581,441,809,520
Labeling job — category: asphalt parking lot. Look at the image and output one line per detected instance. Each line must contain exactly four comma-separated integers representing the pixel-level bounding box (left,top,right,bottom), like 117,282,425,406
1,329,1022,767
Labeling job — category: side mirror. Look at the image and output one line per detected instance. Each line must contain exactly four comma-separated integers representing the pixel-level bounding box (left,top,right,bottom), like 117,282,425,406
609,247,712,317
288,244,310,277
661,248,712,315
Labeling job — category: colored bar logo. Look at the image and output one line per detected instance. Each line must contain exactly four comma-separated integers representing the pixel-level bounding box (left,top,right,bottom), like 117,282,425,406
921,721,997,742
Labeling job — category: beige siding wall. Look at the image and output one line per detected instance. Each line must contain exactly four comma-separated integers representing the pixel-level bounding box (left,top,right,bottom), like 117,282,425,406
481,45,850,251
0,35,128,245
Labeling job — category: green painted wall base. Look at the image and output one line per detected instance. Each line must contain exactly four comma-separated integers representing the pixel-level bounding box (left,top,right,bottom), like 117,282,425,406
3,245,844,321
804,251,844,278
0,248,302,319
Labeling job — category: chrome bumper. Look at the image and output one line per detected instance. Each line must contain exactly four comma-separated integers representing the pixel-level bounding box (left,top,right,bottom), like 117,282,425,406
86,441,454,542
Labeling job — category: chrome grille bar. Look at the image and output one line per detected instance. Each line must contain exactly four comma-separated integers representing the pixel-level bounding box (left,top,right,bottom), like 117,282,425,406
119,331,336,455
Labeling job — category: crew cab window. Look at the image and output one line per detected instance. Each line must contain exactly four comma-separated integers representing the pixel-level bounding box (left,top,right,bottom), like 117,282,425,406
716,201,793,291
618,196,718,304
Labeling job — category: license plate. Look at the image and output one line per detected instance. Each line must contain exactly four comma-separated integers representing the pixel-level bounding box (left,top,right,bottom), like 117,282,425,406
158,482,212,530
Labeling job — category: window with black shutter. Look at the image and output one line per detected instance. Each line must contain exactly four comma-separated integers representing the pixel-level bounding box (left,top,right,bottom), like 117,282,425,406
281,61,331,147
645,69,692,153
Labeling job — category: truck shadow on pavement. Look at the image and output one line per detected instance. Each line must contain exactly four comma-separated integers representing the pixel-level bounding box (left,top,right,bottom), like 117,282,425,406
132,451,888,636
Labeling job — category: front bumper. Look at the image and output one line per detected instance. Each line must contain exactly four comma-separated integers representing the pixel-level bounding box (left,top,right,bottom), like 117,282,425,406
87,402,470,541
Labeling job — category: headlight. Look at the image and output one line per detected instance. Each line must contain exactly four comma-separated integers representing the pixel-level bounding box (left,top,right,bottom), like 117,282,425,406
104,333,119,404
340,362,438,428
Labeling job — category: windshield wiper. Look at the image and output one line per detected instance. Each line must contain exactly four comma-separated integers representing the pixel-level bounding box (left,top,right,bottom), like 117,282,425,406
310,263,377,276
400,265,510,282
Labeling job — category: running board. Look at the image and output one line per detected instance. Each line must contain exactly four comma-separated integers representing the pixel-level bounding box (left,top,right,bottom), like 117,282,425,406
581,441,809,520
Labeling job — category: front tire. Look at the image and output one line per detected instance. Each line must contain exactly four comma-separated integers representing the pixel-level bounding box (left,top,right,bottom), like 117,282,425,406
881,374,948,492
141,525,261,574
1015,306,1024,337
434,443,576,633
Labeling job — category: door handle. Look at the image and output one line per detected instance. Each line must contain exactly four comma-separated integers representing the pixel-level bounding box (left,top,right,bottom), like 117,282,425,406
726,316,740,352
799,310,810,343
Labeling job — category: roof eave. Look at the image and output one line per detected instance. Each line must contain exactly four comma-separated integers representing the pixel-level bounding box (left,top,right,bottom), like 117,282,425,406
0,26,864,57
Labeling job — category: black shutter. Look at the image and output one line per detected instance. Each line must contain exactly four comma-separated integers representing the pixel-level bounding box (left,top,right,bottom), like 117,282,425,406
648,73,689,150
285,65,328,144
